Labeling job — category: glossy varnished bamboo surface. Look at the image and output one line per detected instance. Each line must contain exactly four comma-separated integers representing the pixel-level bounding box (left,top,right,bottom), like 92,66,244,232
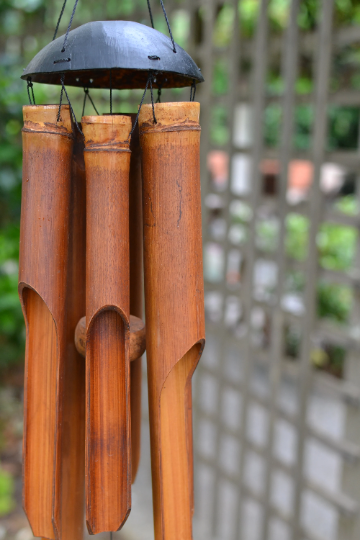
83,114,132,534
20,105,86,540
139,102,205,540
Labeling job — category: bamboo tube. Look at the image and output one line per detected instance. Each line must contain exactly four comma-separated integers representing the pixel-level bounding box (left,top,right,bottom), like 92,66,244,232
127,114,143,483
139,102,205,540
82,115,132,534
20,105,85,540
53,127,86,540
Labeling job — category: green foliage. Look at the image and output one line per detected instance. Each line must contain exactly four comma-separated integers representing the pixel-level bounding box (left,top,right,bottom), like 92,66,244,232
211,105,229,146
286,214,309,261
0,465,15,516
255,207,356,327
328,106,360,150
317,281,352,323
0,225,24,370
212,59,228,96
213,4,235,47
318,221,357,271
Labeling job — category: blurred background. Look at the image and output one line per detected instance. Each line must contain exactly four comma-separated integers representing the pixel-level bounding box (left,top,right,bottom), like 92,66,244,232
2,0,360,539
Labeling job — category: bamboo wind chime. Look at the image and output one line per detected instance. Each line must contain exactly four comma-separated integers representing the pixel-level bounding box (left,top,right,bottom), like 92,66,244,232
19,3,205,540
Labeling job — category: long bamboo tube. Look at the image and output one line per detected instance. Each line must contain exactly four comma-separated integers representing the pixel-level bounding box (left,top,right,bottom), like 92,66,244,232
127,114,143,483
20,105,85,540
82,115,132,534
139,102,205,540
53,127,86,540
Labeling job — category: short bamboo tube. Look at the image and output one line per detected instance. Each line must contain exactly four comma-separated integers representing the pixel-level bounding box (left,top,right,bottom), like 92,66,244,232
139,102,205,540
82,115,132,534
20,105,85,540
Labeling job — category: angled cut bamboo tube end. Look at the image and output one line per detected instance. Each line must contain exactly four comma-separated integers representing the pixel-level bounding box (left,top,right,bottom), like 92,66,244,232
20,105,75,540
83,115,132,535
139,102,205,540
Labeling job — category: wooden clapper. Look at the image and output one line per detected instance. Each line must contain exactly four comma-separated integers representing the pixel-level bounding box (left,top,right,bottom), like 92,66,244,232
19,8,205,540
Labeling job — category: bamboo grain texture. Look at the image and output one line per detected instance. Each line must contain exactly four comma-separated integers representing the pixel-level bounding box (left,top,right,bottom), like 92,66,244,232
82,114,132,534
139,102,205,540
20,105,86,540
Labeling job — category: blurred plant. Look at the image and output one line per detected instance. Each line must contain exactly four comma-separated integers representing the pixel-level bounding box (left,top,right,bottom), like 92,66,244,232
318,221,357,271
328,106,360,150
286,213,309,261
0,465,15,516
317,281,352,323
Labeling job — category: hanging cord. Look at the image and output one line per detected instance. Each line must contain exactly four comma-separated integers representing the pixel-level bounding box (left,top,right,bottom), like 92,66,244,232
27,77,36,105
149,72,157,124
57,84,65,121
159,0,176,53
57,74,83,135
156,83,162,103
53,0,67,40
147,0,154,28
82,88,99,117
147,0,176,53
109,69,113,115
127,72,153,142
190,79,196,101
61,0,79,52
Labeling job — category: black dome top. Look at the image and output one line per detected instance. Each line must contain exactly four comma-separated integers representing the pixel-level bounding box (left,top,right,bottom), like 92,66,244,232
21,20,204,89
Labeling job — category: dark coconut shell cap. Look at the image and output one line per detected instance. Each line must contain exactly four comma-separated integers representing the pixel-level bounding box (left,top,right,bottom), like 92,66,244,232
21,20,204,89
